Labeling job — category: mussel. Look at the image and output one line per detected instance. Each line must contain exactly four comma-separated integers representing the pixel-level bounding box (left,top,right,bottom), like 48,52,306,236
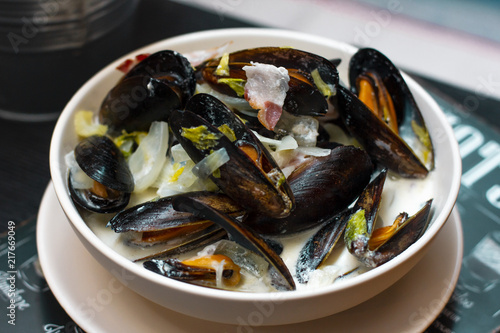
172,193,296,290
144,254,241,289
99,50,196,133
108,191,242,233
243,145,373,235
99,76,181,133
124,50,196,104
68,135,134,213
106,191,243,257
295,208,351,283
196,47,339,130
295,168,433,283
169,93,295,219
337,48,434,178
344,169,433,267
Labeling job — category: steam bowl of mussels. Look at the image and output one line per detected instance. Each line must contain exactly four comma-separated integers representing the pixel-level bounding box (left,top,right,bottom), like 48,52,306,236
49,28,461,325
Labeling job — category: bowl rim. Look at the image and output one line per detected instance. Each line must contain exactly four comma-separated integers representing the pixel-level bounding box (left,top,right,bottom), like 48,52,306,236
49,27,462,302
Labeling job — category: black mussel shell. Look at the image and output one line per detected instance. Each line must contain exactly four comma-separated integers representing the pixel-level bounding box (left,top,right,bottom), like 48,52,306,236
134,225,228,262
344,168,433,267
184,93,254,144
227,47,338,88
243,145,373,235
99,76,181,133
344,169,388,254
295,207,351,283
197,47,339,118
337,86,428,177
172,194,296,291
74,135,134,192
369,199,432,266
124,50,196,105
108,191,243,233
347,48,434,174
349,48,410,126
169,94,294,219
68,172,131,213
69,135,133,213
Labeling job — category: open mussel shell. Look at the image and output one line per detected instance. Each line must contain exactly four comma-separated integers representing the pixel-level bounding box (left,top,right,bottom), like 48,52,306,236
172,194,296,291
337,85,429,178
69,135,134,213
344,169,387,254
134,224,228,262
169,93,295,219
143,254,241,289
344,169,433,267
369,199,432,266
295,208,352,283
108,191,243,233
197,47,339,117
227,47,339,82
99,76,181,133
124,50,196,105
243,145,373,235
184,93,254,144
345,48,434,176
68,173,131,214
349,48,416,126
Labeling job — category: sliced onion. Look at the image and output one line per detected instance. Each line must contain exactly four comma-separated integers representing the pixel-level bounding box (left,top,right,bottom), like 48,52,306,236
170,144,191,163
183,42,232,67
192,148,230,179
128,121,169,192
155,159,219,197
295,146,331,157
196,83,253,111
74,110,107,138
251,131,298,152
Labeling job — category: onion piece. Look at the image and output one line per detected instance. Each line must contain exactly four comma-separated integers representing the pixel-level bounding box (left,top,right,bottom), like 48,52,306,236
295,146,331,157
170,144,191,163
192,148,230,179
196,83,253,111
183,42,232,67
251,132,298,152
128,121,169,192
74,110,107,138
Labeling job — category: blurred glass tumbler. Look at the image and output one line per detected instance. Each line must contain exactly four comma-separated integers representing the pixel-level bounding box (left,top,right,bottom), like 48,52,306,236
0,0,138,53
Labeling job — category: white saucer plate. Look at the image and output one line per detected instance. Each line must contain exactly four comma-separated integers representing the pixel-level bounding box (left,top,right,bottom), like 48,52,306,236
37,183,463,333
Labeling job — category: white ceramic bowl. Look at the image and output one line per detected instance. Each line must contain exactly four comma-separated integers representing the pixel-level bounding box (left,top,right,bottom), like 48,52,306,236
49,28,461,325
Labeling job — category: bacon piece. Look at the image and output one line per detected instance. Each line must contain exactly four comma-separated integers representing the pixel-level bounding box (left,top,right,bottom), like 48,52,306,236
116,59,133,73
116,53,151,73
243,63,290,131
